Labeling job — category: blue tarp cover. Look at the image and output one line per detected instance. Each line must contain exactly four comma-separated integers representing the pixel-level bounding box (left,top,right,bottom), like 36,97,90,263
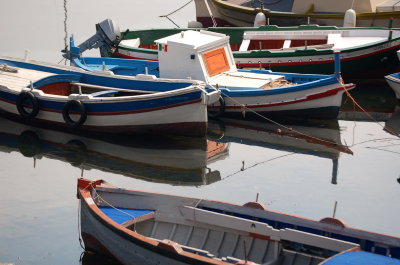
99,206,154,224
323,251,400,265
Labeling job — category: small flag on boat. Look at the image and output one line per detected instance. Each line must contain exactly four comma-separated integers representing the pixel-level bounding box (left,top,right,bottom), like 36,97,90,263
158,43,168,52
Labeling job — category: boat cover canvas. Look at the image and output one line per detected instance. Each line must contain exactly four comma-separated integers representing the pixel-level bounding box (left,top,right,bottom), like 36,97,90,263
323,251,400,265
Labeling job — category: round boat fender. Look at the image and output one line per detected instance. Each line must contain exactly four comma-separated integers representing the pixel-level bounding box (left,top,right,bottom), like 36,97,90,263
63,139,88,167
208,96,225,118
16,91,39,119
18,130,42,158
62,100,87,127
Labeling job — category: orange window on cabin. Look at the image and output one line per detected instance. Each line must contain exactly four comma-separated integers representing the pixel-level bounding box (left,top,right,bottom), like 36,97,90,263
202,47,230,77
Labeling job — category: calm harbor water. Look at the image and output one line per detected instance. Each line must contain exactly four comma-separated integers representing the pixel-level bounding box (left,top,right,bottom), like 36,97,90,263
1,1,400,264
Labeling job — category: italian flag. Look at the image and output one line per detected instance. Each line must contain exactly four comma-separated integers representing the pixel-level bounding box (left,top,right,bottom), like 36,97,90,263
158,43,168,52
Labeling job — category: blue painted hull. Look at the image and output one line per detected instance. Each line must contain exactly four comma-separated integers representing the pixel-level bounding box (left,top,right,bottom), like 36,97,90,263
70,56,354,120
0,57,209,137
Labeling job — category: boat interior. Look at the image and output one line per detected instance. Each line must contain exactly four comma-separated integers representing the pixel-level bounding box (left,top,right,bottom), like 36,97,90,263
124,28,395,53
0,63,199,98
92,188,363,265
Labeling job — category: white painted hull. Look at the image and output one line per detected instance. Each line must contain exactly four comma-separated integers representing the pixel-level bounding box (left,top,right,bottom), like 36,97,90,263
80,202,188,265
216,82,353,119
385,73,400,99
78,179,400,265
0,56,212,136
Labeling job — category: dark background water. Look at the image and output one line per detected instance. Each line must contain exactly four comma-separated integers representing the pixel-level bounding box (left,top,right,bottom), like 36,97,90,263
1,1,400,264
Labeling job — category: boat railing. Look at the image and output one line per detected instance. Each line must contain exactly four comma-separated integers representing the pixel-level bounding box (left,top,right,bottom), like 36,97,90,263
70,82,156,95
181,206,360,253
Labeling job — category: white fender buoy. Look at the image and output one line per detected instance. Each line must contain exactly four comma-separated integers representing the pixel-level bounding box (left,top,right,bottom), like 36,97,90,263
343,9,356,27
188,20,203,28
254,12,266,27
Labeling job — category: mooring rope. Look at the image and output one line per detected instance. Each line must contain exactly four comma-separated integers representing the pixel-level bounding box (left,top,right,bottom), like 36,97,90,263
90,186,138,221
159,0,194,27
220,152,296,181
337,76,400,138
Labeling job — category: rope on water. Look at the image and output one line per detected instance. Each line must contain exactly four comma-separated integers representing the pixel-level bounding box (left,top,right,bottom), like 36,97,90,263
220,153,296,182
209,83,352,152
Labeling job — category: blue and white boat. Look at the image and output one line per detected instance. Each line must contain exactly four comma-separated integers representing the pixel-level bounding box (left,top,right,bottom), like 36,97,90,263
385,72,400,100
78,178,400,265
0,56,219,137
66,29,355,120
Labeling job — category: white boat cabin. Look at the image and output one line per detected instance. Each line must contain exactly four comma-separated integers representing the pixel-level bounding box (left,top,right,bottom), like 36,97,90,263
155,30,286,90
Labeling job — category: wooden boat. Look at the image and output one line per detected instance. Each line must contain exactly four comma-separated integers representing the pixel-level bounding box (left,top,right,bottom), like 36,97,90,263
0,56,220,137
194,0,400,28
0,116,228,186
77,178,400,265
67,30,355,120
84,19,400,77
385,72,400,100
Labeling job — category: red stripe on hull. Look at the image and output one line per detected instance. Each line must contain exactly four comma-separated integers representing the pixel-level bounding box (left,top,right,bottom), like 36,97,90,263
236,45,400,68
0,96,202,116
114,52,157,61
223,85,353,110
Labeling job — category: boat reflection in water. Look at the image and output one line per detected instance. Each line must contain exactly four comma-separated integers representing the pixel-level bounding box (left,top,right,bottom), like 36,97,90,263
338,81,397,122
0,116,229,186
385,105,400,136
208,117,352,184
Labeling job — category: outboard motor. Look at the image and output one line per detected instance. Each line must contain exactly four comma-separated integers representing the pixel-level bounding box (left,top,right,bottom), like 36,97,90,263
78,19,121,57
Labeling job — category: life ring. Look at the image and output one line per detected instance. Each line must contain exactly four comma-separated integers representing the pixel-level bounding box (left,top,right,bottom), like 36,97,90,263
16,91,39,118
62,100,87,127
208,96,225,118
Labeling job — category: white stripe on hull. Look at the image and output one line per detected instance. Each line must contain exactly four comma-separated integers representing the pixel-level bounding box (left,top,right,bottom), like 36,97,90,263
0,99,207,127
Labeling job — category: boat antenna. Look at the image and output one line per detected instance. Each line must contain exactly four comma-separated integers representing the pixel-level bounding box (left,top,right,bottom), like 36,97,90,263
63,0,68,55
332,201,338,218
159,0,194,28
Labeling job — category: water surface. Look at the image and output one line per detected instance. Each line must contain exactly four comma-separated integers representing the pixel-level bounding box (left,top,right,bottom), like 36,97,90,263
0,1,399,264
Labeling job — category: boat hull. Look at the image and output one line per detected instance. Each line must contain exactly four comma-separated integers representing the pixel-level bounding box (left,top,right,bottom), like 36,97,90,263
195,0,400,28
80,202,189,265
385,73,400,99
78,179,400,265
114,27,400,78
211,73,354,120
0,57,210,137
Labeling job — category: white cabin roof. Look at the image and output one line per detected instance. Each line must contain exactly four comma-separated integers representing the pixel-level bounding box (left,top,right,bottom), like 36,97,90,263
155,30,229,51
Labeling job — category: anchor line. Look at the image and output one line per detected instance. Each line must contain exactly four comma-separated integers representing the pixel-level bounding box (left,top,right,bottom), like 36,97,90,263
337,76,400,138
89,185,141,231
159,0,194,27
220,152,296,182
